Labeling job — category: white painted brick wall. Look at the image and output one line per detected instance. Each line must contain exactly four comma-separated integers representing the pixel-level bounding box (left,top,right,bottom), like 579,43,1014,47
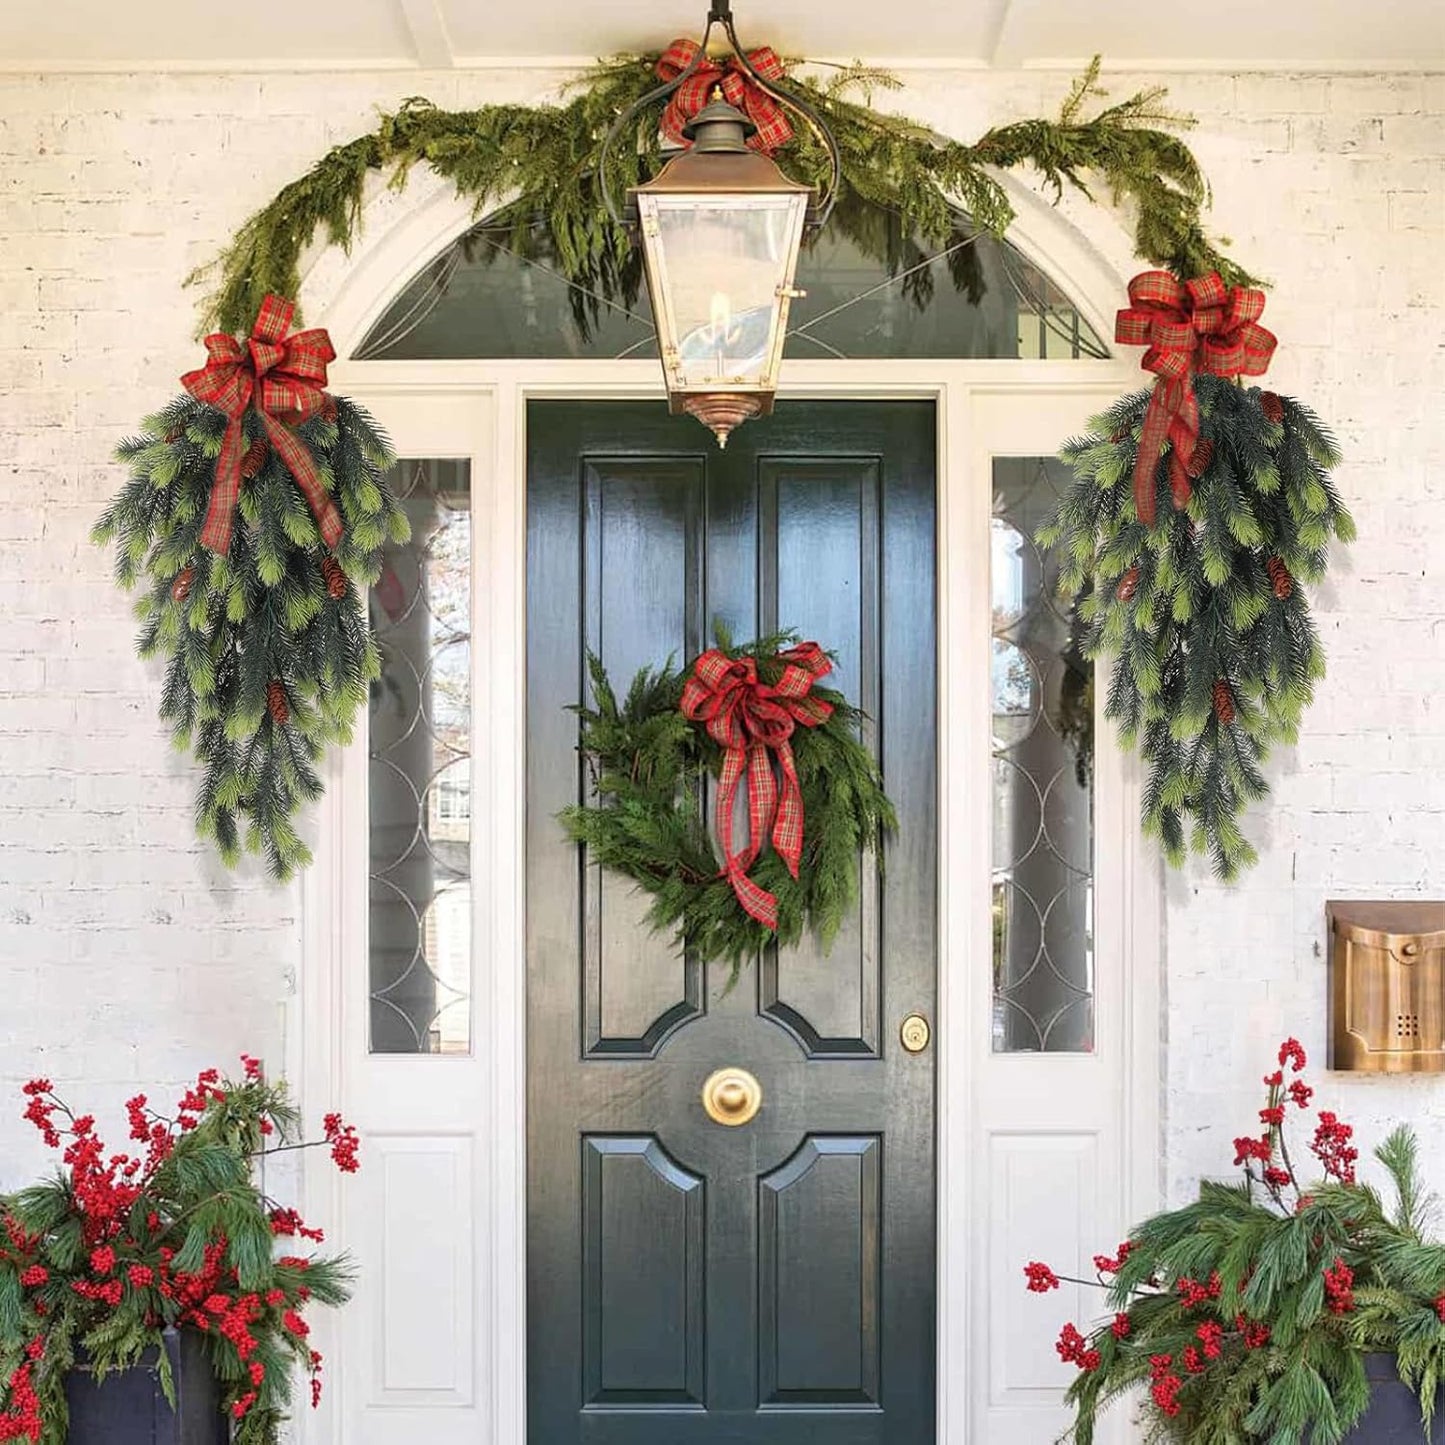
0,65,1442,1223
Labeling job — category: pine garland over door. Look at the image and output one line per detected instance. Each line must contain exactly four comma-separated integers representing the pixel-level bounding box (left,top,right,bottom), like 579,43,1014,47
190,58,1251,337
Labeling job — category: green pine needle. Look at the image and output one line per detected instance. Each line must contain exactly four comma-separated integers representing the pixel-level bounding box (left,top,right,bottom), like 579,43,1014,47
192,56,1249,337
97,390,404,881
1040,378,1350,880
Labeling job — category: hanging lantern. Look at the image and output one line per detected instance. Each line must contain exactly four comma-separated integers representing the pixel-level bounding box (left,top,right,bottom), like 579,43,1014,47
601,3,840,448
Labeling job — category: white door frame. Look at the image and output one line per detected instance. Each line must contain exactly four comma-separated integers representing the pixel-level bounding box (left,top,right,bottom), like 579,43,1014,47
290,165,1161,1445
296,357,1161,1445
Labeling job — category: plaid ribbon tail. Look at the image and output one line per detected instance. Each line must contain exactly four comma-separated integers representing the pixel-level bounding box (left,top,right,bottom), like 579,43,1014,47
198,419,248,554
772,739,804,879
740,740,777,872
726,864,779,931
714,744,780,929
1133,377,1200,526
713,743,744,878
1166,391,1200,510
1133,385,1169,527
260,412,344,549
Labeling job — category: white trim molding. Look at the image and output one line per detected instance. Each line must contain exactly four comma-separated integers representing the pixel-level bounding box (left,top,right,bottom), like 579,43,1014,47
294,160,1161,1445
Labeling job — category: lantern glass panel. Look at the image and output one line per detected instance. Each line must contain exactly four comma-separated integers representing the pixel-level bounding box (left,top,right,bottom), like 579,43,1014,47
639,191,809,394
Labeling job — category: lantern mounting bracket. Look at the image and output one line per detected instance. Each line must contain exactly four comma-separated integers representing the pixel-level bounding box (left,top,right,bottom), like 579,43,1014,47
597,1,841,234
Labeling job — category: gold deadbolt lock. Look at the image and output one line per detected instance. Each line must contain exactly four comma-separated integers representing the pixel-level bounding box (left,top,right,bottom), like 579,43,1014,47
702,1067,763,1127
900,1013,931,1053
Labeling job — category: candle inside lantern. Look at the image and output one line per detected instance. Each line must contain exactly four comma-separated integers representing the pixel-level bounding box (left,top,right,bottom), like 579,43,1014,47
710,290,732,371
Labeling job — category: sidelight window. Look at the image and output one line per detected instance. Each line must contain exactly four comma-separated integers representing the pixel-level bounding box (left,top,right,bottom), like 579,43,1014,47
368,459,473,1054
990,458,1094,1053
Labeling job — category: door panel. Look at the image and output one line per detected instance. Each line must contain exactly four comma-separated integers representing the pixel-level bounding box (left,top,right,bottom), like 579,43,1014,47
759,1135,882,1405
527,400,937,1445
582,458,705,1057
581,1136,706,1406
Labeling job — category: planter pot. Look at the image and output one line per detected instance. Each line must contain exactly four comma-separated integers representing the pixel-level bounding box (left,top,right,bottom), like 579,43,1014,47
66,1329,228,1445
1334,1352,1445,1443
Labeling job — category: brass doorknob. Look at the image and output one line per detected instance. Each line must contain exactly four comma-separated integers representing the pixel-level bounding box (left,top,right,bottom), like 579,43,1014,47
701,1067,762,1126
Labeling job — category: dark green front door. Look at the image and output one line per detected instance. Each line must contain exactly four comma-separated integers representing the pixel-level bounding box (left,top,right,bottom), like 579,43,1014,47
526,400,937,1444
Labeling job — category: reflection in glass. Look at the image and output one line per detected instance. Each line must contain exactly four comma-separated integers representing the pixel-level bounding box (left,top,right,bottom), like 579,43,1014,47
354,195,1108,364
991,458,1094,1053
642,194,807,391
368,460,472,1054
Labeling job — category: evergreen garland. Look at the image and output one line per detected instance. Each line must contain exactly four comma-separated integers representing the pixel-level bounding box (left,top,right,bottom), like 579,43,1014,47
93,391,409,879
560,635,895,977
1039,378,1353,879
191,56,1249,336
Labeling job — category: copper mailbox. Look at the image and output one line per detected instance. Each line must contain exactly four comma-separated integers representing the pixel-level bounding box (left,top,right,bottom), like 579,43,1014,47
1327,901,1445,1073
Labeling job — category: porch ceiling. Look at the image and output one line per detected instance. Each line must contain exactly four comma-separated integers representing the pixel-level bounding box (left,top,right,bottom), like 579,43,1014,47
4,0,1443,71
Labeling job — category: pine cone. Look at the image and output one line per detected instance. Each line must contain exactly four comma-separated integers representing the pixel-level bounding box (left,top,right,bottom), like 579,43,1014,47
1261,391,1285,424
1266,555,1294,601
164,425,186,445
1213,680,1237,725
1116,565,1140,603
266,680,290,727
1186,438,1214,480
170,566,194,603
319,394,339,424
241,439,269,480
321,557,348,601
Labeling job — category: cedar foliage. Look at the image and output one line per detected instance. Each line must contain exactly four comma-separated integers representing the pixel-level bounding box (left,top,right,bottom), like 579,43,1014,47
560,634,896,978
93,393,409,879
192,56,1248,336
0,1068,353,1445
1059,1095,1445,1443
1038,379,1353,879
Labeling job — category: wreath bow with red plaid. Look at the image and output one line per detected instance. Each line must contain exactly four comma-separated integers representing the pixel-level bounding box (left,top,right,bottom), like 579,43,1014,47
1116,270,1277,526
680,641,833,930
181,294,343,555
655,39,794,153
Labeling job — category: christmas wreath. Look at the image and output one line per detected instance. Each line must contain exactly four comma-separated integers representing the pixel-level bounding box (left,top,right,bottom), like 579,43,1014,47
93,295,409,880
561,634,895,973
1040,272,1353,879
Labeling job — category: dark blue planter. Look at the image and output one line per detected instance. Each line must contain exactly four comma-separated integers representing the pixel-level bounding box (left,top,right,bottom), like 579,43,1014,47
65,1329,228,1445
1336,1353,1445,1443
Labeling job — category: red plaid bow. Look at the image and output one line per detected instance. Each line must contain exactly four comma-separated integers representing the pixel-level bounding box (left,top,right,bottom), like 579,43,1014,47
1116,271,1277,525
680,642,833,930
655,40,794,154
181,294,343,555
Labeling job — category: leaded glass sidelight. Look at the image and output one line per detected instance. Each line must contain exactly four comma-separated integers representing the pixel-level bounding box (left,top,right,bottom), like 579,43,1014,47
991,458,1094,1053
368,459,472,1054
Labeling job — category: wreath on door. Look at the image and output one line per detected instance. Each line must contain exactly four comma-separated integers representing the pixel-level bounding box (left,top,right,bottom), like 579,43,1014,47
560,632,895,975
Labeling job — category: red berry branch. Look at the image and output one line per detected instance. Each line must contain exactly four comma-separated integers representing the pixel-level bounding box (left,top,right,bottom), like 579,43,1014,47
1018,1038,1445,1438
0,1059,359,1442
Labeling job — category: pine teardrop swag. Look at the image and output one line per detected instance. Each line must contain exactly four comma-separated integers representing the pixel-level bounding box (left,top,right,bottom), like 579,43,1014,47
1040,376,1353,879
561,635,896,976
94,297,409,879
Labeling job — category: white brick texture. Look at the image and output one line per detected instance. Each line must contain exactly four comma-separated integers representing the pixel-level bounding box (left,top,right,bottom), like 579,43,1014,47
0,66,1442,1213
